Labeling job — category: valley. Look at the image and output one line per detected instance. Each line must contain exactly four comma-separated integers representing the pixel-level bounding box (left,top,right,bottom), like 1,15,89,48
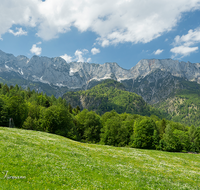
0,52,200,188
1,49,200,127
1,1,200,189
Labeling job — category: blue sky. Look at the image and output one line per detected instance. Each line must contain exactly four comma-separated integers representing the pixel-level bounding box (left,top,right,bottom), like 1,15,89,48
0,0,200,69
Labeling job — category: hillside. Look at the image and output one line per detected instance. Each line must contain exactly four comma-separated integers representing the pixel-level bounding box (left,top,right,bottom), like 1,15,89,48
120,68,200,126
63,79,164,117
2,82,200,153
155,88,200,126
121,69,200,104
0,127,200,189
1,49,200,126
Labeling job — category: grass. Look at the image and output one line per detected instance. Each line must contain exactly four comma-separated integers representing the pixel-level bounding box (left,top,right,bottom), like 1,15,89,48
0,127,200,189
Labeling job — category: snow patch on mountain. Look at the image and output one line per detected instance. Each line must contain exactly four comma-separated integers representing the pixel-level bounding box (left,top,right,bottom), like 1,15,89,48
87,76,112,83
69,68,79,76
18,68,23,75
32,75,50,84
5,64,14,70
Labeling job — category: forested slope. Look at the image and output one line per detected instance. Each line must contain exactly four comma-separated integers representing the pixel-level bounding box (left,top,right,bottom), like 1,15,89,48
0,82,199,153
155,85,200,127
63,79,164,117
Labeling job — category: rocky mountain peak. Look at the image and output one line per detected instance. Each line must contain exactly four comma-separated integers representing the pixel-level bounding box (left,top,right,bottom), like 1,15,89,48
129,58,200,82
0,49,200,100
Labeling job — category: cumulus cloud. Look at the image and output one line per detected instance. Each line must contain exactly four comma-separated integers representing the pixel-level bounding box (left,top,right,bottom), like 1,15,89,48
153,49,164,55
171,27,200,57
170,46,198,57
173,28,200,46
60,54,72,62
91,47,100,55
8,27,27,36
75,50,85,62
61,49,91,63
1,0,200,45
74,49,91,62
101,39,110,47
87,58,92,62
30,43,42,55
0,0,39,39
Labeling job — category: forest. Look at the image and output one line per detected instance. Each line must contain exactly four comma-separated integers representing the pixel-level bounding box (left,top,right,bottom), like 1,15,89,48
63,79,164,117
156,89,200,127
0,83,200,153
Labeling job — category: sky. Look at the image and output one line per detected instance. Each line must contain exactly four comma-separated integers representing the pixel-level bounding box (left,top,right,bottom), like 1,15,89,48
0,0,200,69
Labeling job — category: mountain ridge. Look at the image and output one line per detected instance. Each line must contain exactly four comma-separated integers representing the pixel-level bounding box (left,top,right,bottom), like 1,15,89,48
0,49,200,100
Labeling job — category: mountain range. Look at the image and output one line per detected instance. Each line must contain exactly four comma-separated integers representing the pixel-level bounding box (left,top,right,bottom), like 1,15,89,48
0,49,200,98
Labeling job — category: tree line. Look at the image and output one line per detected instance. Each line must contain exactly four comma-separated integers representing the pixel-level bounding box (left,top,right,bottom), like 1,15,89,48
0,83,199,153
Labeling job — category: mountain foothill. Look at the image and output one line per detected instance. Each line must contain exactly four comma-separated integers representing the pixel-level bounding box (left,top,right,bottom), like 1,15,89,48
0,49,200,153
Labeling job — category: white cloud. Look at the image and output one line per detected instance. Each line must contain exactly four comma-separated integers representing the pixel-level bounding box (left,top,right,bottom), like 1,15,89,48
60,54,72,62
101,39,110,47
8,27,27,36
74,49,90,62
82,49,89,53
2,0,200,45
170,46,198,57
75,50,84,62
173,28,200,46
91,47,100,55
30,43,42,56
153,49,163,55
61,49,91,62
0,0,39,39
87,58,92,62
171,27,200,58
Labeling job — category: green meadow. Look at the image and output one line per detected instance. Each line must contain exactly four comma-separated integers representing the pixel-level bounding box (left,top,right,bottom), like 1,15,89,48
0,127,200,190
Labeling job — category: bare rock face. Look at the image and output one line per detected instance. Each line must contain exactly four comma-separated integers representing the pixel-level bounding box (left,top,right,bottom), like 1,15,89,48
0,49,200,102
130,59,200,82
122,69,190,104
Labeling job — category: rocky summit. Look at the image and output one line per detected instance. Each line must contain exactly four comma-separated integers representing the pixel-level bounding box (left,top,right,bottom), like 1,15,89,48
0,49,199,102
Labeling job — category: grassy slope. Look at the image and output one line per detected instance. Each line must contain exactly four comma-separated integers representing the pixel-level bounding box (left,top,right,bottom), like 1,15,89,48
0,127,200,190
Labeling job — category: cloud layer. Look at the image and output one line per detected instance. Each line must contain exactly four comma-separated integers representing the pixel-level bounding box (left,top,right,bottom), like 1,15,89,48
1,0,200,47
